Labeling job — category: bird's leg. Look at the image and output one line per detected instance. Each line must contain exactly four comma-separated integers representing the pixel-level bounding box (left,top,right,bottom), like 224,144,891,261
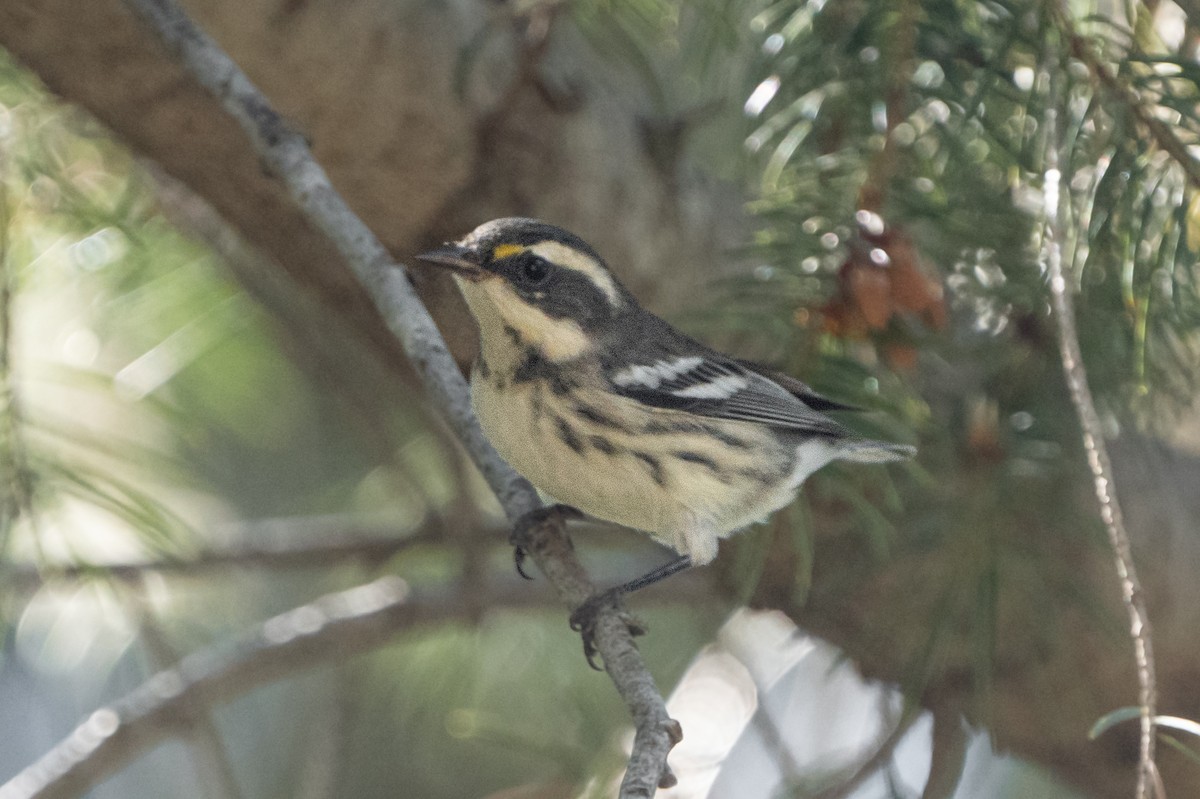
509,503,583,579
613,554,696,594
569,554,694,669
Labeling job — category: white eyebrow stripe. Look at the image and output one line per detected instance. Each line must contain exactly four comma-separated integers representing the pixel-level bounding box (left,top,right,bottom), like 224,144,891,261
528,240,623,307
670,374,749,399
611,356,705,388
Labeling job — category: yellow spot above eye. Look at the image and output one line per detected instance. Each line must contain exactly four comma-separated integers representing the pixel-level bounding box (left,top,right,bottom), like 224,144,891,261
492,243,525,260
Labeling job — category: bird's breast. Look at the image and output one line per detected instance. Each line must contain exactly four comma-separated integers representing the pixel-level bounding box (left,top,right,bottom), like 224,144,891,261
470,361,799,552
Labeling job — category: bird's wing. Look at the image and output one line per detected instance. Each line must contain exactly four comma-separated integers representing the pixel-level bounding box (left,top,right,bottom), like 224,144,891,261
733,359,861,412
603,342,850,437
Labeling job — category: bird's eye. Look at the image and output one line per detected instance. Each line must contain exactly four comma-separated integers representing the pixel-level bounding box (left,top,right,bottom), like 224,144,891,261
520,256,551,284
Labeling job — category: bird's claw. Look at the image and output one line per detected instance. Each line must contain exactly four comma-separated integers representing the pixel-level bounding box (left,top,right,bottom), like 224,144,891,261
509,504,583,581
569,588,646,671
512,546,534,580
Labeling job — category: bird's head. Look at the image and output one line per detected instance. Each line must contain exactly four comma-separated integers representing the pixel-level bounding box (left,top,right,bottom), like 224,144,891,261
416,218,633,362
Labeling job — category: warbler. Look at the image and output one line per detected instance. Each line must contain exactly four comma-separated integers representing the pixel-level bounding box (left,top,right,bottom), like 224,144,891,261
417,218,914,587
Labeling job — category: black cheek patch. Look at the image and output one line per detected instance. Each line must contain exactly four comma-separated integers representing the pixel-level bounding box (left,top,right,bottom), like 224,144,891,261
515,270,614,332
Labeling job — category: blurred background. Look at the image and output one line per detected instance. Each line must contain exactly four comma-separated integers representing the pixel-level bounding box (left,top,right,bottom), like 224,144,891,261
0,0,1199,797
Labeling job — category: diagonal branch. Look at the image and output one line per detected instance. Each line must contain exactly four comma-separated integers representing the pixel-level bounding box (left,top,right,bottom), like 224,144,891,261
920,705,968,799
1040,82,1159,798
811,707,919,799
0,566,713,799
0,576,535,799
130,598,246,799
115,1,680,795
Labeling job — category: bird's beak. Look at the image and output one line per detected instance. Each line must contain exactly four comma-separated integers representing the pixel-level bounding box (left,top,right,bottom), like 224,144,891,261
414,244,488,281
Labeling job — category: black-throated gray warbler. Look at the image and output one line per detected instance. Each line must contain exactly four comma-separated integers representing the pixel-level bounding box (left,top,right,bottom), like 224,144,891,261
417,218,914,613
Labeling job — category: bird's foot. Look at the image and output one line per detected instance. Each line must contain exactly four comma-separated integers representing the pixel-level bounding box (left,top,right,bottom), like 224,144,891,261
509,504,583,580
569,588,647,671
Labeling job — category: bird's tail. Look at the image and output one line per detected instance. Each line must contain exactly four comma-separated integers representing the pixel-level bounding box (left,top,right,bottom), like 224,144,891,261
839,439,916,463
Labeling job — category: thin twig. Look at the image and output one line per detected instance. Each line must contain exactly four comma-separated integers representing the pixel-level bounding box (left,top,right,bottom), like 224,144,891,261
6,519,448,589
118,1,680,795
747,695,807,784
920,705,967,799
1040,82,1159,798
6,518,664,589
0,576,537,799
131,594,245,799
0,567,713,799
293,665,353,799
811,708,919,799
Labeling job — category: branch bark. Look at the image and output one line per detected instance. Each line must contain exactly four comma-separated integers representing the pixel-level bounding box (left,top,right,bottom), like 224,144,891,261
810,709,919,799
0,576,511,799
920,706,968,799
6,517,652,589
8,517,447,588
0,567,714,799
1041,75,1159,798
113,1,681,794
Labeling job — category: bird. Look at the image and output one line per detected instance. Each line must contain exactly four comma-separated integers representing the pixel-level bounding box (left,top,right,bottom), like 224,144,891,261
416,218,914,648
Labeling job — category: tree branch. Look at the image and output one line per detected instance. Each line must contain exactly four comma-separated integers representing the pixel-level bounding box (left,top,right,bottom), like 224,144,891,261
811,708,919,799
7,517,449,588
920,706,967,799
130,598,245,799
116,1,679,795
0,565,714,799
0,576,525,799
6,518,655,589
1040,70,1159,798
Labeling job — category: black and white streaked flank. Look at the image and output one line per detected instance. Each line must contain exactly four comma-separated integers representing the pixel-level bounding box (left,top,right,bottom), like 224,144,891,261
416,218,915,566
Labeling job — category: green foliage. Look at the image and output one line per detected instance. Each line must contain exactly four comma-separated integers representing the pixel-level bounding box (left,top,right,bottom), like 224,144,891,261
1090,708,1200,740
0,50,452,564
740,0,1200,414
570,0,758,175
572,0,747,109
719,0,1200,723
